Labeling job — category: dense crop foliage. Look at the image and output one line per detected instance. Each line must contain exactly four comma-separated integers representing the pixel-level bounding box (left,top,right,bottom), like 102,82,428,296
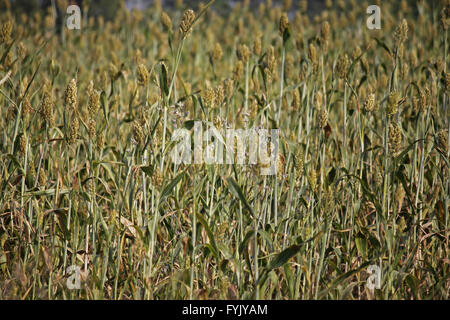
0,0,448,299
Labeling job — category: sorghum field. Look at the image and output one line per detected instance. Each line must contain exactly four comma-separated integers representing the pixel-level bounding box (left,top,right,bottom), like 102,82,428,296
0,0,449,300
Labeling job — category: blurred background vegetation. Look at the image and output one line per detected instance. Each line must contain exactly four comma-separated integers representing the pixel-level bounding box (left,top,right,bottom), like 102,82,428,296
1,0,432,26
4,0,326,21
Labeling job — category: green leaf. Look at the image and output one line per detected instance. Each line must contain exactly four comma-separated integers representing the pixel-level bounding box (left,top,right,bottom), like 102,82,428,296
159,170,186,204
267,244,302,270
355,233,368,259
195,212,220,262
226,177,254,217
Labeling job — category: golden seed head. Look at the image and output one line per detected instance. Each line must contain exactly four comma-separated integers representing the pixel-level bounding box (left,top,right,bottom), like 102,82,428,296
436,129,448,153
202,84,215,107
265,46,276,73
22,96,33,116
40,81,54,126
232,60,244,81
279,12,289,35
364,93,376,113
161,11,172,31
211,43,223,62
87,80,94,98
87,178,95,195
223,78,233,97
67,114,79,144
88,118,96,140
387,91,399,116
320,21,330,41
39,168,47,186
308,43,317,65
132,120,144,145
64,78,77,110
352,45,362,60
17,41,27,60
214,85,224,106
318,107,328,129
388,122,402,156
336,54,349,79
309,169,317,192
294,149,304,176
394,19,408,44
137,63,149,86
213,116,223,131
0,19,12,43
88,89,100,117
152,170,163,187
253,36,262,56
236,44,251,63
445,72,450,92
179,9,195,38
18,133,27,157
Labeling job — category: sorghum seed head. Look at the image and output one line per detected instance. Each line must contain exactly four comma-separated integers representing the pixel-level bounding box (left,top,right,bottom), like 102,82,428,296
39,168,47,186
364,93,376,113
387,91,399,116
436,129,448,153
88,118,96,140
211,43,223,62
17,41,27,59
0,19,12,43
294,149,304,176
64,78,77,110
88,89,100,117
40,81,54,126
67,114,79,144
87,80,94,97
318,107,328,128
179,9,195,38
223,78,233,97
202,84,215,107
445,72,450,92
232,60,244,80
388,122,402,156
394,19,408,44
137,63,149,86
132,120,144,145
152,170,163,187
320,21,330,41
18,133,27,156
253,37,262,56
308,43,317,65
214,85,224,106
236,44,250,63
309,169,317,192
352,45,362,60
336,54,349,79
161,11,172,31
279,12,289,35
